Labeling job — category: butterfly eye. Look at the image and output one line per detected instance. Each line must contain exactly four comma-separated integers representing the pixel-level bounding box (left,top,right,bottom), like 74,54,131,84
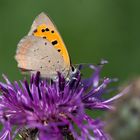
72,69,78,75
71,66,77,74
71,66,75,72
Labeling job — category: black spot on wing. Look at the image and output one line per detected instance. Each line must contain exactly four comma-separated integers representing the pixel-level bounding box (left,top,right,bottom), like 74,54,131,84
45,28,49,31
57,49,61,52
33,29,37,33
43,36,47,39
41,29,45,32
51,30,54,33
52,40,58,45
33,48,39,52
41,56,48,60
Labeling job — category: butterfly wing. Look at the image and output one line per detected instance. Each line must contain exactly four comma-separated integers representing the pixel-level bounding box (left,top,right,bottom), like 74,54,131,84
28,12,70,69
15,36,69,79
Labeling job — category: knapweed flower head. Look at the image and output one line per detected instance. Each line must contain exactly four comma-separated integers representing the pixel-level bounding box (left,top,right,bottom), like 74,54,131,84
105,79,140,140
0,61,125,140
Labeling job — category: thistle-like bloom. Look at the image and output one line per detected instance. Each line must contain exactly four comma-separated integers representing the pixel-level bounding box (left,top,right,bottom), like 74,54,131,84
105,79,140,140
0,61,126,140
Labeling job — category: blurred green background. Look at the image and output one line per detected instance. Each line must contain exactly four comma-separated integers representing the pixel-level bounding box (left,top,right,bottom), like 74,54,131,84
0,0,140,83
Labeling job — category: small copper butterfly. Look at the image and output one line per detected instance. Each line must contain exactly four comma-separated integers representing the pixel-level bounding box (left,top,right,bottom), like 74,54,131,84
15,12,73,79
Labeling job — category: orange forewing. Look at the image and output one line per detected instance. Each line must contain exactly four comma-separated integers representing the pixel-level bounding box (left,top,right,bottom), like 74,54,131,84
33,24,70,66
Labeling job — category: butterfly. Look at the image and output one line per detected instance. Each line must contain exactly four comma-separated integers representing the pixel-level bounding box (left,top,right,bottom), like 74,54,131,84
15,12,75,79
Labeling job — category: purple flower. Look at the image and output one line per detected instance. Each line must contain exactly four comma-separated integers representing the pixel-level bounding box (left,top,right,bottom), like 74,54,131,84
0,61,125,140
